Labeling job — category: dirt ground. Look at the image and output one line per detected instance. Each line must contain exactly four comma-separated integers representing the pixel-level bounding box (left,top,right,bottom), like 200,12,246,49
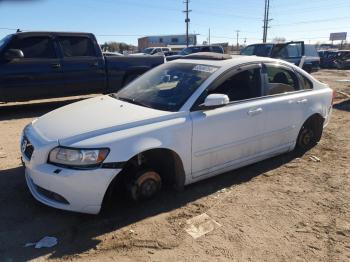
0,70,349,262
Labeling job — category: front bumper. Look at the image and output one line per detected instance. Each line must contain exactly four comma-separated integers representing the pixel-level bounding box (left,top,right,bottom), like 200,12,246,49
24,162,121,214
21,124,121,214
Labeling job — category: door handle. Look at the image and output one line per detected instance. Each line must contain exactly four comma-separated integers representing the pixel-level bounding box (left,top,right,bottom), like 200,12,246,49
51,63,61,69
248,107,263,116
297,98,308,104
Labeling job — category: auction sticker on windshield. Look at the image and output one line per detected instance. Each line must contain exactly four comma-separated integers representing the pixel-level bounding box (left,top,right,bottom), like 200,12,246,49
193,65,218,73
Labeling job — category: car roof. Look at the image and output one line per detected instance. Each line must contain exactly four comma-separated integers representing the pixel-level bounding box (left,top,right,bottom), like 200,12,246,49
174,54,280,69
13,31,94,37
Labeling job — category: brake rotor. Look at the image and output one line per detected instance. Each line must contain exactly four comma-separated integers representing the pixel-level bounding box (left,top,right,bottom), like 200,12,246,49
134,170,161,199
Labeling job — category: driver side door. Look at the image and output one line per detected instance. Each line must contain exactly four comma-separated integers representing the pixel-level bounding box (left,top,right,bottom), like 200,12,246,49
190,64,266,179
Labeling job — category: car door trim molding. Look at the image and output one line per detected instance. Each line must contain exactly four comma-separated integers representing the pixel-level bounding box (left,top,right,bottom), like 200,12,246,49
193,125,295,158
192,142,293,179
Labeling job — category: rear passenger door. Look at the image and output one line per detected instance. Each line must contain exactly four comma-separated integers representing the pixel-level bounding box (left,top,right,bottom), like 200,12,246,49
57,35,106,95
0,35,62,101
259,63,307,152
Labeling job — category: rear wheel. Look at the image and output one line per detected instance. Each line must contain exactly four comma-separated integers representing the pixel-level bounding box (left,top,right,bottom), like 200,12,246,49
295,117,323,152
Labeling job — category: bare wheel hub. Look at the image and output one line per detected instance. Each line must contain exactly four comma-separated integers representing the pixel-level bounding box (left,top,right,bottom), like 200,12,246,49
300,128,314,146
133,171,161,200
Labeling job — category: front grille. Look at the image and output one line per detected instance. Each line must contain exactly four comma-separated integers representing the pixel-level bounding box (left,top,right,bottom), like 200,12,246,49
22,136,34,160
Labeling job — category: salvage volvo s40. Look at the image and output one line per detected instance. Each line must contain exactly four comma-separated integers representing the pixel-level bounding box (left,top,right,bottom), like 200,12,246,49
21,53,333,214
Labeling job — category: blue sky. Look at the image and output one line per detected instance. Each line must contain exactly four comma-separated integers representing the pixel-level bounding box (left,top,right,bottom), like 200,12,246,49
0,0,349,45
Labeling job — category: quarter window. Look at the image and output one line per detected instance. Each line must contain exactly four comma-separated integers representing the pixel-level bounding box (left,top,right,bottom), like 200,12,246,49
8,36,56,58
264,66,299,95
299,74,313,90
58,37,96,57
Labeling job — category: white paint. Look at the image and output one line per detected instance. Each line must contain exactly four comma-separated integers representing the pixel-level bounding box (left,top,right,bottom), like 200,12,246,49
21,56,333,214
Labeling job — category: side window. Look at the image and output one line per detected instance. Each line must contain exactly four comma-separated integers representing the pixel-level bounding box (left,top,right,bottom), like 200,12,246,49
58,37,96,57
299,74,313,90
264,66,299,95
211,46,223,53
7,36,56,59
240,45,255,55
201,46,210,52
209,68,262,102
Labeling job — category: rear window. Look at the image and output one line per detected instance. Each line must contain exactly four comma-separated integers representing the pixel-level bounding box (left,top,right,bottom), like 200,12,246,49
58,36,96,57
211,46,223,53
7,36,56,58
299,74,313,90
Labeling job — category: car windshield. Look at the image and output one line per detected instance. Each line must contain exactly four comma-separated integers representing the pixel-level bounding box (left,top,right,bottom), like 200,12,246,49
0,35,12,52
180,46,202,55
241,44,273,57
113,62,219,112
143,48,154,54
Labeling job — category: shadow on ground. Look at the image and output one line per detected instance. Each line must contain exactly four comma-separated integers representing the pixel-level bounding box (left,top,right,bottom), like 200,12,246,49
0,152,300,261
333,98,350,112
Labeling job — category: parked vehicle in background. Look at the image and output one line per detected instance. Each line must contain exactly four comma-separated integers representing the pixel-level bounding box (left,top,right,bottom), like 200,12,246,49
0,31,164,102
142,47,172,55
166,45,224,61
318,50,338,68
21,53,333,214
334,50,350,69
240,42,320,73
163,50,179,57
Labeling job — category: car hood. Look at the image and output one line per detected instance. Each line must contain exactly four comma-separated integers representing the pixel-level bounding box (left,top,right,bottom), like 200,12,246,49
32,95,177,144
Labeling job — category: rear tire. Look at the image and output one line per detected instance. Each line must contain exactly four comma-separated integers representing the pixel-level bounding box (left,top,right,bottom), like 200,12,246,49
295,117,323,152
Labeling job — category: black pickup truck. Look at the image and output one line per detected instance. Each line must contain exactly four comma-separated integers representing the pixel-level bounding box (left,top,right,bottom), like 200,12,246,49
0,32,164,102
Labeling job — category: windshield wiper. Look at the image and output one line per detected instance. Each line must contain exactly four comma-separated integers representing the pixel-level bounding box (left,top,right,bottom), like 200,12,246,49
116,96,153,109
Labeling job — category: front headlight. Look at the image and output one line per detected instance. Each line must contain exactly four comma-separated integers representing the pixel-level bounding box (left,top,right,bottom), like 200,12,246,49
48,147,109,169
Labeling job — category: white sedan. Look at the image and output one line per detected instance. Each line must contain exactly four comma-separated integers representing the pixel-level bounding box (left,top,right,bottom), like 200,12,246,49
21,53,333,214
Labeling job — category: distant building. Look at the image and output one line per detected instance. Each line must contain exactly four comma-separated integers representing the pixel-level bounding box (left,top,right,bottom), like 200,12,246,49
138,34,197,51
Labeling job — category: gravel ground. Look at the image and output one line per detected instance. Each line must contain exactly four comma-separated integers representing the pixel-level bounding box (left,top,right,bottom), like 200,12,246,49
0,70,349,262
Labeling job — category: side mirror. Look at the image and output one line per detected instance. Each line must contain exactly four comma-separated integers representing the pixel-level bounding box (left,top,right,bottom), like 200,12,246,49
200,94,229,110
4,49,24,60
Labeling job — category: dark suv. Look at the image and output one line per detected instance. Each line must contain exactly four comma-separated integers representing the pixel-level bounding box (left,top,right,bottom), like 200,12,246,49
240,42,320,73
166,45,224,61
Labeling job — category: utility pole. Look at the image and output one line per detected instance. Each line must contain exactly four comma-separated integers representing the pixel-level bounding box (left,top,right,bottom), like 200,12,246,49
208,28,211,45
262,0,270,43
236,30,240,50
183,0,192,47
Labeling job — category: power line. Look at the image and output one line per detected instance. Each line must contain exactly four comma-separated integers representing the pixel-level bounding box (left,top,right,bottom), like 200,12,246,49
273,16,350,27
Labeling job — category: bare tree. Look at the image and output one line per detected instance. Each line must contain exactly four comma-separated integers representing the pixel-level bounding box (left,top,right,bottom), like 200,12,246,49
272,37,286,43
